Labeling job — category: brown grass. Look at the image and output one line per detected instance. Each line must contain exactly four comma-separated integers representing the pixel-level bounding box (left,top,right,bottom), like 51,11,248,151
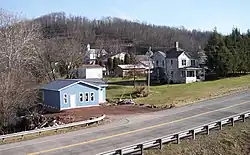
145,120,250,155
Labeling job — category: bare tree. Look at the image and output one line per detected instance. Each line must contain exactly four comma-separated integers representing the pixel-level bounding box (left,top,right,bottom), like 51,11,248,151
0,9,42,133
56,38,85,78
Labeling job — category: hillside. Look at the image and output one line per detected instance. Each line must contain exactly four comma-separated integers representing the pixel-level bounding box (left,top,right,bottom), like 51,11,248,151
34,12,212,54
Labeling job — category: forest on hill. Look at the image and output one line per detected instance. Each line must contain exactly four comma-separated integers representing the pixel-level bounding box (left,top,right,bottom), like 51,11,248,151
34,12,212,54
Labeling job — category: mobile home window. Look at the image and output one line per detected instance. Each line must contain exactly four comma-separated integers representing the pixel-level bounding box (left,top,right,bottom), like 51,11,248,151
63,93,68,104
85,92,89,102
90,92,94,101
79,92,83,102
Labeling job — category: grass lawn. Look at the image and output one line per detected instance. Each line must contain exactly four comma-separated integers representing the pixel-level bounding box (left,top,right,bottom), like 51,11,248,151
105,76,146,82
145,119,250,155
107,75,250,106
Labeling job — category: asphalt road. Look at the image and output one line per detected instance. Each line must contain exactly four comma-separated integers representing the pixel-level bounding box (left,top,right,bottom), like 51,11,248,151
1,90,250,155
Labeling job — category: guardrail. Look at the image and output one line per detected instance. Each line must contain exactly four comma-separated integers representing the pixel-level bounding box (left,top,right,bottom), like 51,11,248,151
0,114,106,142
97,111,250,155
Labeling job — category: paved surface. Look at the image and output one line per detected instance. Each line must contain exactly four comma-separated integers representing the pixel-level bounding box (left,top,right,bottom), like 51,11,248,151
1,90,250,155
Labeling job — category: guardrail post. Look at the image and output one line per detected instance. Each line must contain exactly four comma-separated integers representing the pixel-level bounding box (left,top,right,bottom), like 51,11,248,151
218,121,222,130
191,130,196,140
116,149,122,155
231,118,234,127
138,144,144,155
206,125,209,135
157,139,163,150
242,114,245,122
176,134,180,144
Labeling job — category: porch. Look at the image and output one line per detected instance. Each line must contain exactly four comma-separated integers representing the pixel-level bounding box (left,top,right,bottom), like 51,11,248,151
179,67,202,83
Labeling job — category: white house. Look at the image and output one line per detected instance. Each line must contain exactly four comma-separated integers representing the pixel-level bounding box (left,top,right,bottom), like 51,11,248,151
71,65,104,79
85,44,108,65
151,42,205,84
114,64,149,77
110,52,127,61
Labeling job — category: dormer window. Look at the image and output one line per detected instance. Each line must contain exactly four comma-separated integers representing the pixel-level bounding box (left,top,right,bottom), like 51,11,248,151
182,60,186,66
171,60,173,65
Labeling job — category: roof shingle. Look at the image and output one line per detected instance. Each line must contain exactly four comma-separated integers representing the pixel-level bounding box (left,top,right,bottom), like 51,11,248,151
40,79,107,91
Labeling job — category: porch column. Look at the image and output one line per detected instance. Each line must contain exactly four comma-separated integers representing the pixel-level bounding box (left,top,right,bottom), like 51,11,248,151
194,70,196,77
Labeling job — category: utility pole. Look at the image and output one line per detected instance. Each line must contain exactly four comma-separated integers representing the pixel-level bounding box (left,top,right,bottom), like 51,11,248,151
146,46,153,93
147,58,150,92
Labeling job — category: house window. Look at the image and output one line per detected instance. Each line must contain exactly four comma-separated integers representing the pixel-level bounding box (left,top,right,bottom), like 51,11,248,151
90,92,94,101
181,71,186,77
191,60,195,66
162,60,164,67
79,92,83,102
187,71,195,77
85,92,89,102
182,60,186,66
156,60,159,67
63,93,68,104
171,60,173,66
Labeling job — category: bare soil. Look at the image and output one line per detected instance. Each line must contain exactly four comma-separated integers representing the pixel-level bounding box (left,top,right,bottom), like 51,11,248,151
45,105,159,124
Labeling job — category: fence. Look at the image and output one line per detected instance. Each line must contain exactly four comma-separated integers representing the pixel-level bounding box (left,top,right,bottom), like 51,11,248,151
0,114,106,142
97,111,250,155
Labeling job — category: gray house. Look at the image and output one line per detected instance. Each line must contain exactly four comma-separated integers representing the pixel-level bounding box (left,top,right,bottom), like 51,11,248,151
40,79,108,111
151,42,206,84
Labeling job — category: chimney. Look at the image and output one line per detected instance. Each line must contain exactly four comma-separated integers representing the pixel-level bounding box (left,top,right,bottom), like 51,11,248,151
87,44,91,51
175,41,179,49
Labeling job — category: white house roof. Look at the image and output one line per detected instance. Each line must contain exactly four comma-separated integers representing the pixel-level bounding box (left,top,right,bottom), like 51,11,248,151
155,51,166,57
139,60,154,69
117,64,146,69
81,65,103,69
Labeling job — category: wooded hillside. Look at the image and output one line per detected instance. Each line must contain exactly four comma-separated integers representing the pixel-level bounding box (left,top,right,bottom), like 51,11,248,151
34,12,212,53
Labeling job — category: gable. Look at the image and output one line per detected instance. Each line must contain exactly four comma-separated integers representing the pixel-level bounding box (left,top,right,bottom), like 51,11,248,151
165,48,184,58
77,82,99,90
153,51,166,57
178,52,190,60
58,80,100,91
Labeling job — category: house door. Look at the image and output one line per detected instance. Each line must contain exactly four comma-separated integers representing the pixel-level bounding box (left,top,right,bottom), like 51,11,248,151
99,89,103,103
70,94,76,108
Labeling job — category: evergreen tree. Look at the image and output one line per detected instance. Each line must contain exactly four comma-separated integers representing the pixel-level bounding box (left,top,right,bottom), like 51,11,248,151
130,53,136,64
124,53,130,64
117,58,121,65
204,29,232,77
205,27,250,76
113,57,119,69
107,57,113,72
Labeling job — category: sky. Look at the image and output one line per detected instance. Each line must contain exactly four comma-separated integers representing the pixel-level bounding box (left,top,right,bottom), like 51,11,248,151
1,0,250,34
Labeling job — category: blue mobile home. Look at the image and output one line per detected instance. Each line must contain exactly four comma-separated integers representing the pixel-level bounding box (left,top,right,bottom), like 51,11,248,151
40,79,108,111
